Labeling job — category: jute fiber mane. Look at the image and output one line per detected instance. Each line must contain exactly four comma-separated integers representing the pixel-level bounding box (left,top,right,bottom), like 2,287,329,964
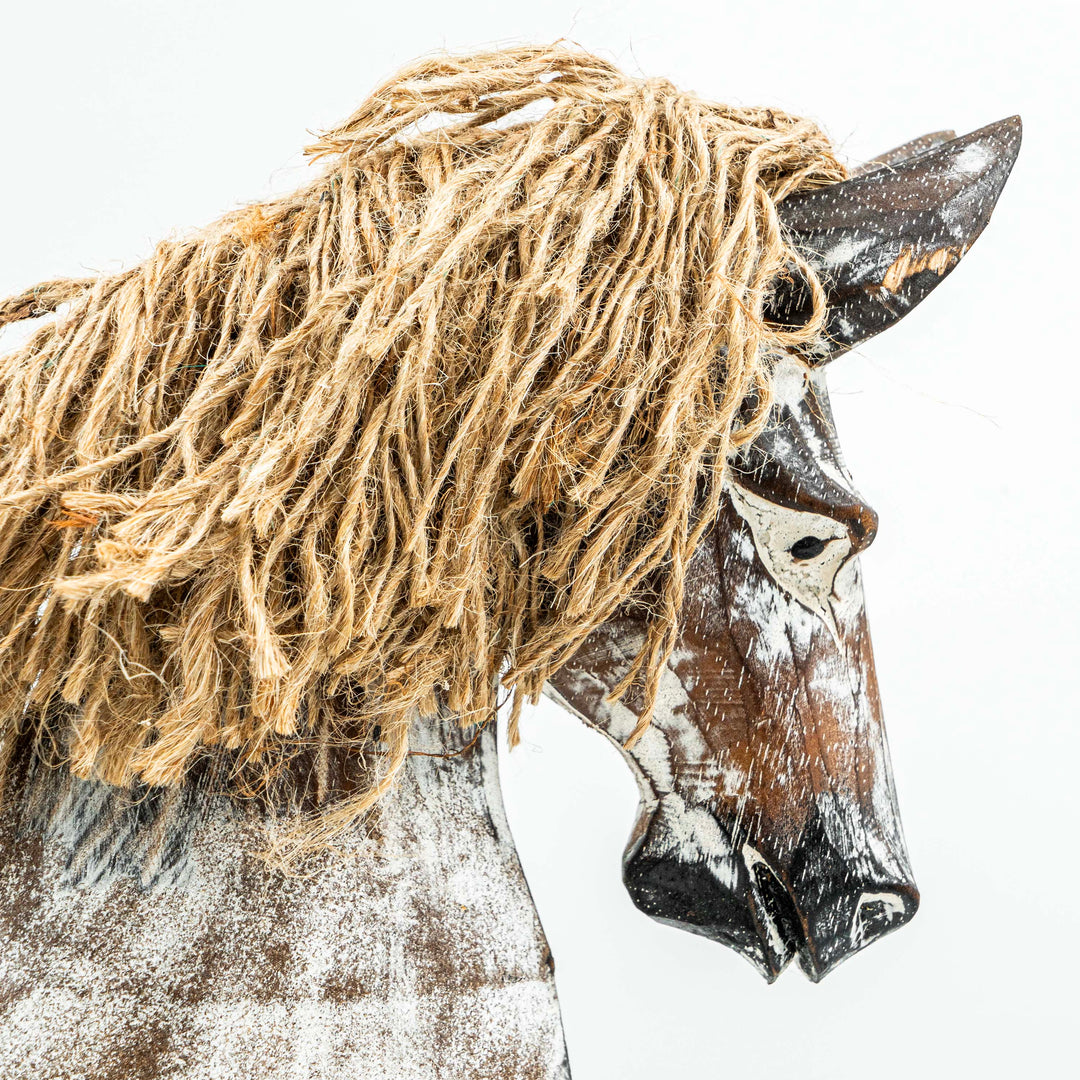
0,45,843,839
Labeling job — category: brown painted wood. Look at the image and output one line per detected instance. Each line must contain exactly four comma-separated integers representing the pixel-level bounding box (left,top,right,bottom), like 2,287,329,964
769,117,1022,359
547,359,917,981
851,130,956,175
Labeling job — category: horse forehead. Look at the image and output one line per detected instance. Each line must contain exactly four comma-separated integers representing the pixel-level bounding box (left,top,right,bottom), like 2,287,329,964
732,355,864,518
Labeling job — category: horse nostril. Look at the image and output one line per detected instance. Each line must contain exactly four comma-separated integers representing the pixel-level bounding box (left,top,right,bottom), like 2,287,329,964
796,882,920,981
854,891,913,944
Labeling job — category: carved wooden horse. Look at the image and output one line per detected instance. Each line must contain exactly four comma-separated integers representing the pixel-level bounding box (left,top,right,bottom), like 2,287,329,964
0,118,1019,1079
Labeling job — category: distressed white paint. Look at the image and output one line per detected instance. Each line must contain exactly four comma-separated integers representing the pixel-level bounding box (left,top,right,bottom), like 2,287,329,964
0,719,570,1080
951,141,991,178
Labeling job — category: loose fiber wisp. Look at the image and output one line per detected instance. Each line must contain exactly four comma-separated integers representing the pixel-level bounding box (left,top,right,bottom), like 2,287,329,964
0,45,844,842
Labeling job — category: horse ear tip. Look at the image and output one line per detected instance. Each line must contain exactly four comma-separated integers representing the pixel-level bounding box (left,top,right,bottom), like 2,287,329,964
981,114,1023,180
981,114,1023,155
968,113,1021,135
1006,114,1023,150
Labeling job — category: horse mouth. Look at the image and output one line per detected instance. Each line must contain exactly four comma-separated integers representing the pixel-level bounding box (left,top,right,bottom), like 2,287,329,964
745,851,803,980
622,849,802,982
745,860,920,982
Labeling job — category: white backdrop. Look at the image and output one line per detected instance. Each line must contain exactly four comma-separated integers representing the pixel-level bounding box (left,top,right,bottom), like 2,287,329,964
1,3,1075,1077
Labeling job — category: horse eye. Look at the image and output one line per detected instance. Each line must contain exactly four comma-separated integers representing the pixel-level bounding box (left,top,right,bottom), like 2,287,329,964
789,535,828,560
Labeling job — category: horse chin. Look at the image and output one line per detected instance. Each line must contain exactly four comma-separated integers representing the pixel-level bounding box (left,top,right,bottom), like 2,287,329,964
620,798,800,982
622,848,798,982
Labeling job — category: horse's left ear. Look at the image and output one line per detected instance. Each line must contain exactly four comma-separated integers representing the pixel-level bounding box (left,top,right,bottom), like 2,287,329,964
768,116,1022,362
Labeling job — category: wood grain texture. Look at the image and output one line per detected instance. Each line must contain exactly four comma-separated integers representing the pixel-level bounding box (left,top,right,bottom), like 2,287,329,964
0,718,570,1080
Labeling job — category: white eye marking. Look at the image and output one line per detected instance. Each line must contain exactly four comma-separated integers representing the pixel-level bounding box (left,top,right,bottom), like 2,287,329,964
727,480,853,639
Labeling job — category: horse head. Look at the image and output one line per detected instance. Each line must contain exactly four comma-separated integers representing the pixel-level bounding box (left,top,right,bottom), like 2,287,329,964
546,117,1021,981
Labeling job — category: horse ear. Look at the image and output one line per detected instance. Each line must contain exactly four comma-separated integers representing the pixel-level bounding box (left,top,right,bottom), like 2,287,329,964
767,116,1022,362
851,129,956,176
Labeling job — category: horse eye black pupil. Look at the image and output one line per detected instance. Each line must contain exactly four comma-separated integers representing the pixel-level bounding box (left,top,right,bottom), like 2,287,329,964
789,536,827,560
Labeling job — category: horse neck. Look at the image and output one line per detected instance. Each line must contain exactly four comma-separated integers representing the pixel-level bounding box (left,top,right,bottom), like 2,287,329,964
0,714,570,1080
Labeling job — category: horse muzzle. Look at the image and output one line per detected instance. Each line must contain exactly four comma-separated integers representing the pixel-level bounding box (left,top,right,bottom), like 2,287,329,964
622,795,919,981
